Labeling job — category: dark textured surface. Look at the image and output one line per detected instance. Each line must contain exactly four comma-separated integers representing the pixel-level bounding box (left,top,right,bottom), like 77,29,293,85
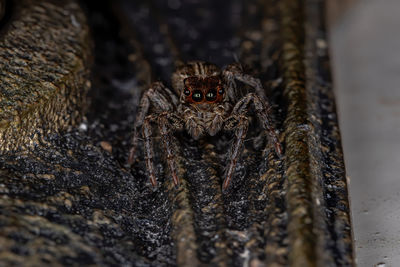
0,0,5,23
0,0,354,266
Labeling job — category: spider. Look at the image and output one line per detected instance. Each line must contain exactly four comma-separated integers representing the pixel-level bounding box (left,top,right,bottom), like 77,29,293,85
127,61,282,190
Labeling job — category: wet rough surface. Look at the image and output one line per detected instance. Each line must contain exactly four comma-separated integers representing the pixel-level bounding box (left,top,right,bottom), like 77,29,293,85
0,0,354,266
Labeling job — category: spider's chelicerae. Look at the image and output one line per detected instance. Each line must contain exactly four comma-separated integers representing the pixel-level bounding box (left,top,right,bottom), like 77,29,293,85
128,61,282,190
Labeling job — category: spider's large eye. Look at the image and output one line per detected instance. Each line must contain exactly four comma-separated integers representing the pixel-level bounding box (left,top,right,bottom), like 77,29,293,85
205,89,217,101
192,90,203,102
184,88,191,96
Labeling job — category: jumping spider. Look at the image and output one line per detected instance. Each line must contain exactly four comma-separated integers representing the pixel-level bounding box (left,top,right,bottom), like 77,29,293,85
128,61,282,190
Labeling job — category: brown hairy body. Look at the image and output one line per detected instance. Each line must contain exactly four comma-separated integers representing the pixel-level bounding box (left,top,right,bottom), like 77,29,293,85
128,61,282,190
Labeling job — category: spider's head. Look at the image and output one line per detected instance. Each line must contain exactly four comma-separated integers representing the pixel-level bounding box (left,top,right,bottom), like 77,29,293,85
182,76,224,106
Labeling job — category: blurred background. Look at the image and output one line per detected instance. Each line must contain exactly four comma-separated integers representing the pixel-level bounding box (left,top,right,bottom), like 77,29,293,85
328,0,400,266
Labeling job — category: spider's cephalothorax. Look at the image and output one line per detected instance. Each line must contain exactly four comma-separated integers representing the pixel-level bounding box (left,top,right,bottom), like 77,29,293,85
128,61,282,190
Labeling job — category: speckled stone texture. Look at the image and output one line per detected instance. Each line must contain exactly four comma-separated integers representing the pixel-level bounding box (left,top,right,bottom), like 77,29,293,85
0,0,91,151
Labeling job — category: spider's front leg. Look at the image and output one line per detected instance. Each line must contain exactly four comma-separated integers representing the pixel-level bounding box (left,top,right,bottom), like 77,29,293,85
222,93,283,191
234,93,283,156
223,115,249,190
158,113,183,187
127,82,177,165
222,64,283,156
139,113,183,187
127,82,182,187
223,63,267,101
141,115,158,187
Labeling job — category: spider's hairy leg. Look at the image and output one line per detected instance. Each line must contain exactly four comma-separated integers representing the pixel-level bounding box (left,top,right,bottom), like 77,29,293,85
233,93,283,157
142,116,158,187
223,115,249,190
128,94,150,165
223,63,282,155
223,63,268,101
158,113,181,187
128,82,177,165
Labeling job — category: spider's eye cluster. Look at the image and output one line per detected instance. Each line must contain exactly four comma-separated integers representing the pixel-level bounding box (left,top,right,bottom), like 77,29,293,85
183,78,224,103
192,90,203,102
205,89,217,101
184,88,191,96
